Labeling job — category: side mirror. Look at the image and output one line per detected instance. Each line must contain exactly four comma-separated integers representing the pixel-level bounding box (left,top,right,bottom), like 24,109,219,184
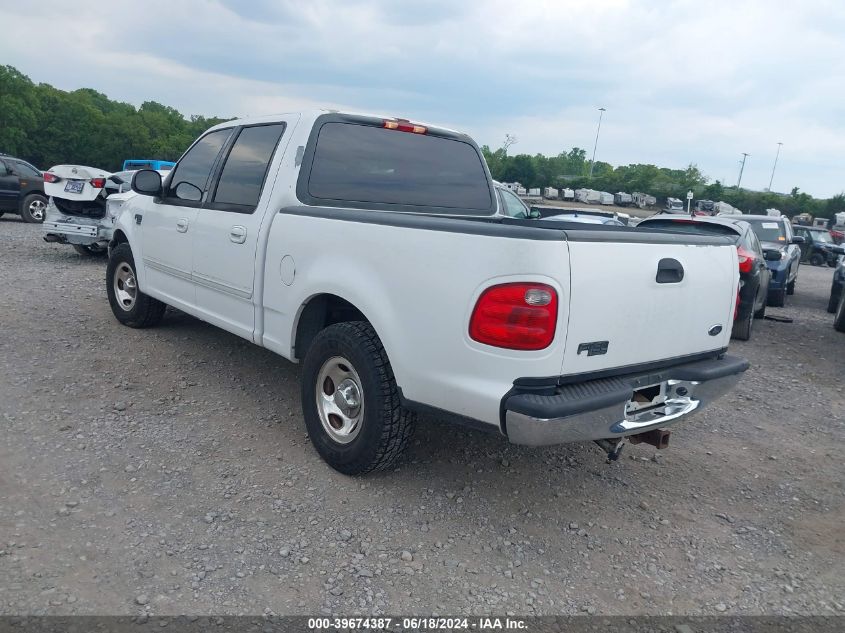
132,169,162,196
791,236,806,245
528,209,542,219
174,181,202,202
763,249,782,262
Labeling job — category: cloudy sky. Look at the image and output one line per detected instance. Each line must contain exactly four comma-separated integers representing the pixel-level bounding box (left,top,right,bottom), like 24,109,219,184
2,0,844,197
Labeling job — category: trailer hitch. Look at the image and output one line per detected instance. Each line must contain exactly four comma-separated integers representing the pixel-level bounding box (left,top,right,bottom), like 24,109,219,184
594,438,625,462
629,428,671,449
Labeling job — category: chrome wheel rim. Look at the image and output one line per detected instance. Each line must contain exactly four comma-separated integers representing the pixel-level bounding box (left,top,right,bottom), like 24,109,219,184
113,262,137,311
316,356,364,444
29,199,46,221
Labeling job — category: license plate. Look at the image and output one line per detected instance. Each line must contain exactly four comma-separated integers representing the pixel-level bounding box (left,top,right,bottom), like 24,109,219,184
64,180,84,194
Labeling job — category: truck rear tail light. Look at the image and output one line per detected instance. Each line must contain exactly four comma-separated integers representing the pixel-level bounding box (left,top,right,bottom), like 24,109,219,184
737,246,755,274
383,119,427,134
469,283,558,350
43,172,61,183
89,178,106,188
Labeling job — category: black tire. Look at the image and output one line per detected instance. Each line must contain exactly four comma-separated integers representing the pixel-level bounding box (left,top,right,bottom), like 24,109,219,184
828,289,841,314
829,259,838,268
809,253,824,266
767,288,786,308
106,243,166,328
731,309,753,341
835,292,845,333
754,299,766,319
20,193,47,223
301,321,415,475
786,279,796,295
73,243,108,257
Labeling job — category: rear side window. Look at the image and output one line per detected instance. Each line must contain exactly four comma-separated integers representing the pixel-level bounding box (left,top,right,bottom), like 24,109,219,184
305,122,492,213
212,123,285,211
166,128,232,201
13,161,41,178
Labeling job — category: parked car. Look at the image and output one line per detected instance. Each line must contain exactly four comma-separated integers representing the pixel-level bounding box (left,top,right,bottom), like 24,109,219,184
122,159,176,171
0,153,47,222
723,214,803,306
105,111,747,474
793,225,845,267
828,256,845,314
42,166,144,256
637,216,776,341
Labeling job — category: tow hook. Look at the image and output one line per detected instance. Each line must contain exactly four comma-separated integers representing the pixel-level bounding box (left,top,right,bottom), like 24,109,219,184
594,438,625,462
629,429,671,449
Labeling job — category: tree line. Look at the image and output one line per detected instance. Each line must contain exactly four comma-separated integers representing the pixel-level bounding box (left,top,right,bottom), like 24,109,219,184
1,64,842,218
0,65,231,172
481,145,845,219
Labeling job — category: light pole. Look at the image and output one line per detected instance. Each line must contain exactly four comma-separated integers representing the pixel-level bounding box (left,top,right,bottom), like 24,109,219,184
768,142,783,191
588,107,606,179
737,152,750,188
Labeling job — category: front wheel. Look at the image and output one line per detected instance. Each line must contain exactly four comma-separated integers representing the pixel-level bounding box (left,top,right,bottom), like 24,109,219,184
809,253,825,266
786,279,796,295
73,243,108,257
106,243,167,328
20,194,47,223
301,321,415,475
834,292,845,333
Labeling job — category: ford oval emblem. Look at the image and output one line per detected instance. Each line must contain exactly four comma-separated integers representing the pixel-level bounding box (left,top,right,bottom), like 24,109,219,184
708,325,723,336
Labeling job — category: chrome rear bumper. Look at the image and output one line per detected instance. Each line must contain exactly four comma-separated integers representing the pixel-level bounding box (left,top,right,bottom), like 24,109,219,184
504,355,748,446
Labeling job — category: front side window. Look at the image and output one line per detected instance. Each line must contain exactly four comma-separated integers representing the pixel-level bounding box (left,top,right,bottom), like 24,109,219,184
500,189,529,218
212,124,285,211
165,129,232,201
305,122,492,213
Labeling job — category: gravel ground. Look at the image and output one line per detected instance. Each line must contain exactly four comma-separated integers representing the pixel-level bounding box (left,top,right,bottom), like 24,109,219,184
1,217,843,617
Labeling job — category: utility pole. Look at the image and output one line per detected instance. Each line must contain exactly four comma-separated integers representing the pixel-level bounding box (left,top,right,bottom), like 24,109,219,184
768,142,783,191
588,107,606,179
737,153,750,188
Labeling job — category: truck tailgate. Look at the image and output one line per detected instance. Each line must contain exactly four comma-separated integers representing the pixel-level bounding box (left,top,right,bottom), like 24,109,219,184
561,232,738,377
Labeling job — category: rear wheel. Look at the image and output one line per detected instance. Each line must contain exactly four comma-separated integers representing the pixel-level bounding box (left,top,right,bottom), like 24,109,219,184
301,321,415,475
834,292,845,333
810,253,825,266
20,194,47,223
106,243,166,328
73,243,108,257
786,278,796,295
731,308,753,341
767,287,786,307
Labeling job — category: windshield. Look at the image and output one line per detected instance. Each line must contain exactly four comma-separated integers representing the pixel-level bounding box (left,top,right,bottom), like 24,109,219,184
745,218,787,243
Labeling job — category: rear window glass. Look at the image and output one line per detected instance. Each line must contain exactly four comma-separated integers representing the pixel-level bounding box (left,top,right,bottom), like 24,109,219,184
640,219,740,240
307,122,492,212
744,218,787,243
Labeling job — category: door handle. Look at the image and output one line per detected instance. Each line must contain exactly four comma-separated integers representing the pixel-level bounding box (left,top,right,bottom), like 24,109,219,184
656,258,684,284
229,225,247,244
176,218,189,233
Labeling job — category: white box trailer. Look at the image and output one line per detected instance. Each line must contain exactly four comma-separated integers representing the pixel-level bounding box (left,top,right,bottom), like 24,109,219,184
614,192,633,206
765,208,782,217
574,188,589,203
714,201,741,215
543,187,559,200
528,188,542,197
835,212,845,226
562,188,575,201
599,192,614,205
517,187,527,196
584,189,602,204
632,192,657,208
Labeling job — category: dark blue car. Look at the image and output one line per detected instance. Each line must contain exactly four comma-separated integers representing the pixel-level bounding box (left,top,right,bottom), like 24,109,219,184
726,215,803,307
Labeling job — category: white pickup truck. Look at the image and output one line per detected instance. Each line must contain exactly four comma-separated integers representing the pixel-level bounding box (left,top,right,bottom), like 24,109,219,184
106,111,748,474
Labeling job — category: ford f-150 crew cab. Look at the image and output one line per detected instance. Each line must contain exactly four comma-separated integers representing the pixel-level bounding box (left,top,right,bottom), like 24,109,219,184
106,111,748,474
